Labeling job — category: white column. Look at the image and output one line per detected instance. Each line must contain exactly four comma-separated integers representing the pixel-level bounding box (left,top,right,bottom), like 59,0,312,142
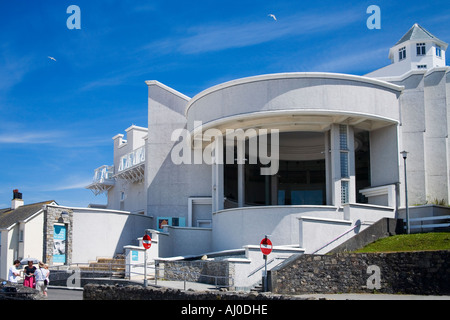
325,131,332,205
329,124,341,207
348,126,356,203
212,145,224,212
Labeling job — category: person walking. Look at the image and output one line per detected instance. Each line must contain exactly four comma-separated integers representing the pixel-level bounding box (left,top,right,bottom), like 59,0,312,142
23,260,36,288
35,262,49,296
44,264,50,295
8,260,21,283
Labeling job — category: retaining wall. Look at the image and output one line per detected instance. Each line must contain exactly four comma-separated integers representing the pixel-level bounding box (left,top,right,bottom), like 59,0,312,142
268,250,450,295
83,283,308,300
158,260,232,287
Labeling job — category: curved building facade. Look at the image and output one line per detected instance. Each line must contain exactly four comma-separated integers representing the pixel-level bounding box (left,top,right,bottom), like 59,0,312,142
87,24,450,258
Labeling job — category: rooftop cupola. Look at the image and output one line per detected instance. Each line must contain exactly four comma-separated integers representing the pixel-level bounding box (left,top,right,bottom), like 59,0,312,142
367,23,448,78
388,23,447,68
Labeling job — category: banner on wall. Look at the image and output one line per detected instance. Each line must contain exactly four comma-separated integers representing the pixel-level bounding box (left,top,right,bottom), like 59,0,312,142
53,225,66,264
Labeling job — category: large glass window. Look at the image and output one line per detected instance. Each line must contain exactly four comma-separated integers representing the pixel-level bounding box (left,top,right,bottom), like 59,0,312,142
224,132,326,207
277,159,326,205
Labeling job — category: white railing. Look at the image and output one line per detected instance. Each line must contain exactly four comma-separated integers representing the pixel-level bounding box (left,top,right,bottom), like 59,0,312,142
406,215,450,232
118,146,145,172
92,165,114,184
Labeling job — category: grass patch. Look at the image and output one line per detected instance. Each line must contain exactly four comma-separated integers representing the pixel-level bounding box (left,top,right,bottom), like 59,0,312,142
354,232,450,253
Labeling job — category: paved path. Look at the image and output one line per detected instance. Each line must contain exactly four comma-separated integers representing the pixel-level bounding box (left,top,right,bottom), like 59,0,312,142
47,287,83,300
47,281,450,300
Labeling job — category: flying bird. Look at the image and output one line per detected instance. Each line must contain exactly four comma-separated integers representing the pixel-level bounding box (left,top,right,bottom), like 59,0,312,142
268,14,277,21
48,56,57,62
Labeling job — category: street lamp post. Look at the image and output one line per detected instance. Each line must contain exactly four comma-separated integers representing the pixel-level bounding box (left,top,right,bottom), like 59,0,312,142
400,151,410,234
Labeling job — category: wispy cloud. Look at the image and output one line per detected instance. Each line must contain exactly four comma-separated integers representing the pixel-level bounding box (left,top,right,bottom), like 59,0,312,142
0,45,36,95
0,127,109,148
309,47,389,74
145,9,361,55
42,178,93,192
0,130,65,144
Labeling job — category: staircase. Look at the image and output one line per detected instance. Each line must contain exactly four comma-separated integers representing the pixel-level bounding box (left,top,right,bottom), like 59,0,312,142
79,254,126,278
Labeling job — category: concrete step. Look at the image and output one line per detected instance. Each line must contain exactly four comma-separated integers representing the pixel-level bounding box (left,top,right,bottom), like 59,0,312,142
80,256,126,277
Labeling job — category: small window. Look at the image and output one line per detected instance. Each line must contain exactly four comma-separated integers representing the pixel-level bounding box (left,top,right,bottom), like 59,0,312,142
416,43,426,56
341,181,349,204
436,45,442,57
340,152,349,178
417,65,427,69
339,125,348,150
399,47,406,61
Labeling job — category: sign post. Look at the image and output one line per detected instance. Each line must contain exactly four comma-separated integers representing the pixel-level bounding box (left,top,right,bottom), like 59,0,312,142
142,234,151,287
260,235,272,292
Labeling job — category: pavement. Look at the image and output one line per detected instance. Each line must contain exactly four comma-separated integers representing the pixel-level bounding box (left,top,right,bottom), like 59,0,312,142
46,280,450,300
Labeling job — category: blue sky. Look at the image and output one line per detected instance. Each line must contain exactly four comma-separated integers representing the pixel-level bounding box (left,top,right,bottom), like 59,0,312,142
1,0,449,208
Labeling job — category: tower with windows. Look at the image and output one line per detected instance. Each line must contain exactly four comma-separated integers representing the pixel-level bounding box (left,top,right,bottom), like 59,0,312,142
367,23,448,78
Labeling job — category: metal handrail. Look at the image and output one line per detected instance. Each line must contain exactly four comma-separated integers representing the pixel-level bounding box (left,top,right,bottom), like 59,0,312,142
151,264,234,290
405,215,450,231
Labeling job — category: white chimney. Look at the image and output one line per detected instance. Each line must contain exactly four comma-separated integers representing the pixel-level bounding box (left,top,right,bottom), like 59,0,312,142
11,189,24,210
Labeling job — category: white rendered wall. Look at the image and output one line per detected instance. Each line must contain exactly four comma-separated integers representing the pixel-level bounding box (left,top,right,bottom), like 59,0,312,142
145,81,212,229
186,73,402,133
21,212,44,263
212,206,342,252
0,229,16,279
369,124,400,187
71,207,153,263
156,226,212,258
423,69,449,203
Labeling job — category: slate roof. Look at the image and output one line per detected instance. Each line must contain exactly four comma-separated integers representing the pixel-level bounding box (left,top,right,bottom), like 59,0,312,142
0,200,55,230
396,23,448,47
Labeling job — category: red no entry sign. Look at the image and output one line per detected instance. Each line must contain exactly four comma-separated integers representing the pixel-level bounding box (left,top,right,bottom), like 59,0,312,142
143,234,152,250
260,237,272,255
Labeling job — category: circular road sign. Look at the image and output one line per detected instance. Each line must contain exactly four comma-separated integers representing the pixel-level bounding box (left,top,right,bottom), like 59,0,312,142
260,237,272,255
143,234,152,250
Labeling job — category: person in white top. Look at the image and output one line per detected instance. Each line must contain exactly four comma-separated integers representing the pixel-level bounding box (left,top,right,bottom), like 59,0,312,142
35,262,50,296
8,260,21,283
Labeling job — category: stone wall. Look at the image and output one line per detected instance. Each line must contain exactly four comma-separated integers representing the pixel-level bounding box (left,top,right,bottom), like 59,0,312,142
0,279,43,300
158,260,233,287
43,205,73,265
83,283,308,300
268,250,450,295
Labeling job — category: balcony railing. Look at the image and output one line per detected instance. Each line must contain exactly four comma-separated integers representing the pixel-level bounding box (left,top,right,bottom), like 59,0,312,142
86,165,115,195
115,146,145,183
118,146,145,172
93,165,115,183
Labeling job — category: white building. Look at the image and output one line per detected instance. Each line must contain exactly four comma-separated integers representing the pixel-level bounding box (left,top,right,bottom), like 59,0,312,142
85,24,450,271
0,190,152,280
